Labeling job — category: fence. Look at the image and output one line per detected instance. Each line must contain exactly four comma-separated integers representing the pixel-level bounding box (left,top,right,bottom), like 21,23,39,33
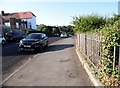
113,45,120,73
77,33,120,72
77,33,101,70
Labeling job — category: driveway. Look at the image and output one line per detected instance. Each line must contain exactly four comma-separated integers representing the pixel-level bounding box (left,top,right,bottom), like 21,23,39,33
2,37,93,86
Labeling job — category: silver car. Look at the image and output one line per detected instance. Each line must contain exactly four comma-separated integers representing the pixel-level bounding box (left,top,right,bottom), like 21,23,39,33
60,32,68,38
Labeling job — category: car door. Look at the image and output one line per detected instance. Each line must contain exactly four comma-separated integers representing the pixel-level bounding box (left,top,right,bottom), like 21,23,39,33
41,34,48,46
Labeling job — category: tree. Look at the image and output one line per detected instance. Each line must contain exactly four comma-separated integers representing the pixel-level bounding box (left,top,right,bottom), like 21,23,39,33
72,15,106,32
37,24,46,31
52,27,60,36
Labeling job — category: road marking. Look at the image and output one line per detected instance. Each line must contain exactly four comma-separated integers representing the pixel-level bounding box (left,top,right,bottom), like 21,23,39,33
33,53,39,58
1,56,33,85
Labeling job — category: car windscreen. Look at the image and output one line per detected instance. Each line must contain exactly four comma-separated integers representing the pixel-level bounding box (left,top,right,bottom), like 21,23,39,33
26,34,42,39
13,33,21,36
7,33,22,37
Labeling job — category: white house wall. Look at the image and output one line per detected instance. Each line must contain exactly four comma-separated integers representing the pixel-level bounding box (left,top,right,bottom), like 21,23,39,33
22,16,36,30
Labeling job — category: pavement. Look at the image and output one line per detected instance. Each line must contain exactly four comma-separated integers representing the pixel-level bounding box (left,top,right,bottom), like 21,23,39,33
2,37,60,82
76,46,103,86
2,37,93,86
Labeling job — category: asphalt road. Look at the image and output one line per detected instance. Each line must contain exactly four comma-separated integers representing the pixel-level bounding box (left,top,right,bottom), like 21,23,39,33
2,37,93,86
2,37,61,82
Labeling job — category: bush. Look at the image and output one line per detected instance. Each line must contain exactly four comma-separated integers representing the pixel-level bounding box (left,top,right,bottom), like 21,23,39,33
72,14,120,85
72,15,106,32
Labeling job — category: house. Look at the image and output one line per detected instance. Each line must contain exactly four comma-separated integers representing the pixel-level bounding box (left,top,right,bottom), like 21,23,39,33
0,11,36,30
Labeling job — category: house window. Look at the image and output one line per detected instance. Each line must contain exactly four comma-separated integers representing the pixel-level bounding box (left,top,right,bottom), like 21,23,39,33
29,22,32,29
21,24,23,28
5,22,10,27
16,22,19,28
24,24,26,29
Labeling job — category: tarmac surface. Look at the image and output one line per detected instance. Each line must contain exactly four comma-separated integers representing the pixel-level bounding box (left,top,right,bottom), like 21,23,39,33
2,37,93,86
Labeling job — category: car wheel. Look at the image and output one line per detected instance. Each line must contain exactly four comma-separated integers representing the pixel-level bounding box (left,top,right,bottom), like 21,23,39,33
45,41,48,48
37,45,43,53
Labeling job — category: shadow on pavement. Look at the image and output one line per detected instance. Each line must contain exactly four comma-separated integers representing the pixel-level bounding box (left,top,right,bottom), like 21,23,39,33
44,44,74,52
2,44,74,57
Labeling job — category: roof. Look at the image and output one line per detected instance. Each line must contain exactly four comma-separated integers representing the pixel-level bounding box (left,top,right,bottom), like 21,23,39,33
2,11,36,21
2,13,20,22
13,11,36,19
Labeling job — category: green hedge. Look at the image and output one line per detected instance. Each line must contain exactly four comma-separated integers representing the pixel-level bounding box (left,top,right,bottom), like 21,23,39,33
72,15,106,32
72,14,120,85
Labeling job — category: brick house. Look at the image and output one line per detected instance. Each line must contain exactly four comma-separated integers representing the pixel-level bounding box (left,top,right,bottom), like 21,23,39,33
0,11,36,30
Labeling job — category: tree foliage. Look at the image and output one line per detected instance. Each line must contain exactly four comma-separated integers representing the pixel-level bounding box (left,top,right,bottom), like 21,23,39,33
72,15,106,32
37,24,74,36
37,24,46,31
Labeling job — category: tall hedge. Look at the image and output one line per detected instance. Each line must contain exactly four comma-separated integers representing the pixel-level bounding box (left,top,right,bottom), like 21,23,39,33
72,14,120,85
72,15,106,32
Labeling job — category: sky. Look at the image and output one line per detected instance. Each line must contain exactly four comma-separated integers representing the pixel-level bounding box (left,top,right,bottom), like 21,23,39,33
0,0,119,26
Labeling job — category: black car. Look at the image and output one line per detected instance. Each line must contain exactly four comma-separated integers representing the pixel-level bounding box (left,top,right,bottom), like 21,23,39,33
19,33,48,52
5,32,25,42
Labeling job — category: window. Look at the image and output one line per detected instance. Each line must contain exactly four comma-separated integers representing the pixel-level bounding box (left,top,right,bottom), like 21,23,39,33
42,34,46,38
29,22,32,29
5,22,10,27
26,33,42,39
16,22,19,28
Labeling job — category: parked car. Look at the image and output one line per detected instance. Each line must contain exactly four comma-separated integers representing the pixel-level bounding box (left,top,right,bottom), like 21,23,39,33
60,32,68,38
5,32,25,42
19,33,48,52
0,36,6,44
53,33,60,37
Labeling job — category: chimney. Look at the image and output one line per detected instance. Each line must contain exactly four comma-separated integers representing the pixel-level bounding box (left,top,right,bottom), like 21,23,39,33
1,11,4,16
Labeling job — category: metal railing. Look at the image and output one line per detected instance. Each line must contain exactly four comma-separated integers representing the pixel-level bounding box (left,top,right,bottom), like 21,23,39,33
113,45,120,73
77,33,120,73
77,33,101,69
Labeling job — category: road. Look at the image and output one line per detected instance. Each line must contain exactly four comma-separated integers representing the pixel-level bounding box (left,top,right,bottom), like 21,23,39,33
2,37,93,86
2,37,60,82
